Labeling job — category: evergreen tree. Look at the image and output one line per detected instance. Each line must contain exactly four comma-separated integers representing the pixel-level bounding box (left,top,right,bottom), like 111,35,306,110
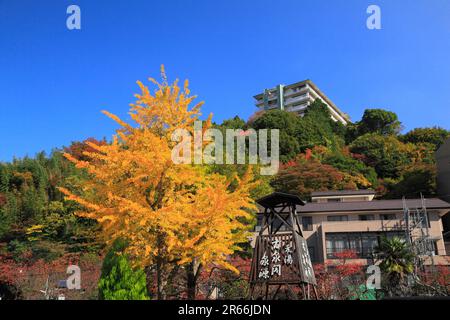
98,239,149,300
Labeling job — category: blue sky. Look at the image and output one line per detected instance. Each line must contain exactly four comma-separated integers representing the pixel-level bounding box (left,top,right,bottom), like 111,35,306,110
0,0,449,161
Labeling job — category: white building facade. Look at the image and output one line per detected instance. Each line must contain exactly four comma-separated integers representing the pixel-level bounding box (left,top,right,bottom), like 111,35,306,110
254,80,350,125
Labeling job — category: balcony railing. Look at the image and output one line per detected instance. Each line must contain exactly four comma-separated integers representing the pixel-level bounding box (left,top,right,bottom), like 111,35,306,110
284,94,309,105
283,86,308,97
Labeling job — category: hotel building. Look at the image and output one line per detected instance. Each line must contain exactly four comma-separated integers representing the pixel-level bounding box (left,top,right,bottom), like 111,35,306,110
253,80,350,125
437,137,450,254
255,190,450,266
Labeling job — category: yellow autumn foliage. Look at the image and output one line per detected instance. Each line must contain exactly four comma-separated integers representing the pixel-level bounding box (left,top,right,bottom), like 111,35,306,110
59,66,256,273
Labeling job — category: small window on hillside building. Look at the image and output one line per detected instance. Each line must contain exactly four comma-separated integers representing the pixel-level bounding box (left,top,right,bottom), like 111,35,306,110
380,214,396,221
327,215,348,222
302,216,313,231
359,214,375,221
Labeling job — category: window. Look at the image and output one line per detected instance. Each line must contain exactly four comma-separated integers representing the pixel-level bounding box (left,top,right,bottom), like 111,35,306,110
360,235,379,257
302,216,313,231
359,214,375,221
328,198,341,203
326,233,378,259
385,232,406,240
325,232,405,259
326,236,346,258
327,215,348,222
380,214,396,220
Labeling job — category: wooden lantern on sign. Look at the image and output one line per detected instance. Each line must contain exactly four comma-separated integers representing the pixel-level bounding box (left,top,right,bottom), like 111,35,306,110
249,192,318,300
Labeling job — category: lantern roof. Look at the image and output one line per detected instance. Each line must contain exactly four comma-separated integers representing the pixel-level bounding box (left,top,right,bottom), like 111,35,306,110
256,192,305,208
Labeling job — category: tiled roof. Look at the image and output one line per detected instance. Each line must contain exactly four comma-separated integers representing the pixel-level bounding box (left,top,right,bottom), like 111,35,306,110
300,198,450,213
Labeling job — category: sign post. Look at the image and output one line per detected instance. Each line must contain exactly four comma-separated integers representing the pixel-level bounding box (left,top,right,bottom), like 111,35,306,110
249,192,318,300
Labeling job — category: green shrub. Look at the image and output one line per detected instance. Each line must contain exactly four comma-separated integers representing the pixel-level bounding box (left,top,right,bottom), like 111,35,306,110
7,240,29,262
30,240,65,262
98,239,149,300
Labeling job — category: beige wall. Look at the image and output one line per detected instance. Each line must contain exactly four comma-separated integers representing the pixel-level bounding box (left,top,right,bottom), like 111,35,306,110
298,209,447,265
437,139,450,203
251,203,448,266
437,139,450,233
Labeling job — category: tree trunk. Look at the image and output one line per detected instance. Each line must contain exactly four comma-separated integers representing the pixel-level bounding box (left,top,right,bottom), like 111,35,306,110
155,233,167,300
186,261,202,300
144,265,154,297
156,256,163,299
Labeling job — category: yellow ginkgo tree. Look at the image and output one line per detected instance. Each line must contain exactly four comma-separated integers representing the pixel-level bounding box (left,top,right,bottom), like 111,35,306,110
59,67,257,299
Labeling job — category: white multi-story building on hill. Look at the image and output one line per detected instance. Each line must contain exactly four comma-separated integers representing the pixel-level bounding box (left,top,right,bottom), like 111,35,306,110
253,80,350,125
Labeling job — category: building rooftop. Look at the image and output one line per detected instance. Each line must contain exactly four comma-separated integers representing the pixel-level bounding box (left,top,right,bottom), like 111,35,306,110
300,198,450,214
253,79,310,99
311,190,376,197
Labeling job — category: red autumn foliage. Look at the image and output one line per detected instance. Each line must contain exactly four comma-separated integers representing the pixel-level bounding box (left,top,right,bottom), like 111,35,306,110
313,250,365,299
335,263,364,278
333,250,364,277
282,160,297,168
305,148,313,160
334,249,358,261
247,110,265,125
194,256,252,299
64,137,107,161
314,263,342,299
238,130,251,137
0,254,102,300
418,265,450,290
0,193,7,207
350,152,367,162
198,256,251,282
273,155,356,197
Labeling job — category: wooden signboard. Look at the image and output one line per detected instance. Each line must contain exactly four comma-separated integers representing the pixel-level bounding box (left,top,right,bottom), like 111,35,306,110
249,192,317,300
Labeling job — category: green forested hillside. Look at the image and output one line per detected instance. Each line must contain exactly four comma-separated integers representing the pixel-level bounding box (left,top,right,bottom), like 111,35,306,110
222,100,447,199
0,142,104,263
0,100,448,264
